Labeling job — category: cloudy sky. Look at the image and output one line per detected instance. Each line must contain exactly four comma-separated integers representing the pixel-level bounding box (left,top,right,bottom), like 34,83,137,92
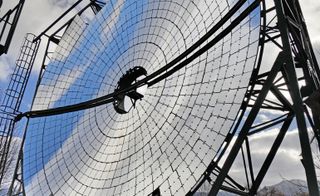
0,0,320,191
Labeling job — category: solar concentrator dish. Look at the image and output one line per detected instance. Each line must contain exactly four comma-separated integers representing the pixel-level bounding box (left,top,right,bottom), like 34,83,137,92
24,0,260,195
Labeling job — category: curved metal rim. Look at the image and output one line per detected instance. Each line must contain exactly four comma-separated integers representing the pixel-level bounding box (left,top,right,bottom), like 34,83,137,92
22,0,265,194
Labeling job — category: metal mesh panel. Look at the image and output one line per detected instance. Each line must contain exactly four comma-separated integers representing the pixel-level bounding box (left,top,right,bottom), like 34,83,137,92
24,0,260,195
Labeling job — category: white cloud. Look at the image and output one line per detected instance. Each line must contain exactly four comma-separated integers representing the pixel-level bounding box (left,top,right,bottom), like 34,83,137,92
47,0,77,8
300,0,320,43
0,55,14,81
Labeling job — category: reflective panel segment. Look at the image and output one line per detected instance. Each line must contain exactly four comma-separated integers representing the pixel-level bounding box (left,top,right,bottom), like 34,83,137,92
24,0,260,195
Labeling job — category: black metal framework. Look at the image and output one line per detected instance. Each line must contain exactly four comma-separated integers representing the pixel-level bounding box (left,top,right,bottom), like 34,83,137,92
33,0,105,74
1,0,319,195
187,0,320,195
33,0,105,43
0,33,40,194
113,66,147,114
0,0,24,55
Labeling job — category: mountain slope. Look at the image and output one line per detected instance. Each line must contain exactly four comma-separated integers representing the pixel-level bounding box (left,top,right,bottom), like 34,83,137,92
257,179,309,196
194,179,313,195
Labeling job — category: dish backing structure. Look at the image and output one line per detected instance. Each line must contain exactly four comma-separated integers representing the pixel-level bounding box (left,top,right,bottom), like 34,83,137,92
0,0,319,195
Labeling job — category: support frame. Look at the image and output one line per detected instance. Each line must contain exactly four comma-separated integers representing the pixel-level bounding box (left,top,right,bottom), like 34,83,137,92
200,0,320,195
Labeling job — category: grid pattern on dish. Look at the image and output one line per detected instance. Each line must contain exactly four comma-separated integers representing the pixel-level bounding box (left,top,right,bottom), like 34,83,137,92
24,0,260,195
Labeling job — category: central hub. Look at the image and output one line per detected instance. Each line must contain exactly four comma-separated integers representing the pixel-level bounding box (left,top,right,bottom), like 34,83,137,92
113,66,147,114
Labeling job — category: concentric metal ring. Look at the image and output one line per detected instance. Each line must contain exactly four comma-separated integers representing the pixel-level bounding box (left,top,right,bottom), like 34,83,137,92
24,0,261,195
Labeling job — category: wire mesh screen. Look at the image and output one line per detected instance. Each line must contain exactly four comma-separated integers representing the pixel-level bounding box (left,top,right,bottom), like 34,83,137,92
24,0,260,195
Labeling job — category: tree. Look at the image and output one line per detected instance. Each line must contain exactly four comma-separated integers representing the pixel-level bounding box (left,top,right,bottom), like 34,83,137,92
0,136,20,192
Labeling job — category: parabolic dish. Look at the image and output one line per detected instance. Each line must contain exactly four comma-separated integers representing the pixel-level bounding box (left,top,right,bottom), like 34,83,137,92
24,0,260,195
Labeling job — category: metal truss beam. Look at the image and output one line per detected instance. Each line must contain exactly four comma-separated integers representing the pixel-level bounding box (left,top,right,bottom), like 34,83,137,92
249,114,293,194
206,0,320,195
274,0,319,194
0,0,24,55
209,52,286,195
33,0,106,42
